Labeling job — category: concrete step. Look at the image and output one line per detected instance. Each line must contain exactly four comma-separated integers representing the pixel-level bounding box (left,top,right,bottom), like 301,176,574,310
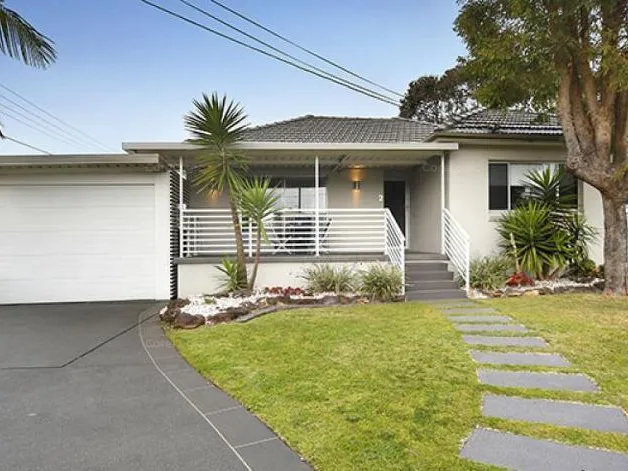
406,270,454,281
405,262,449,272
406,288,467,301
405,252,448,261
407,279,460,290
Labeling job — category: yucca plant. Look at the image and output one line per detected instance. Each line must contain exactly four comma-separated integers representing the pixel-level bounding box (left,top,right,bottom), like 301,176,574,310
497,201,571,279
522,166,577,214
215,258,247,293
185,93,250,289
238,177,280,290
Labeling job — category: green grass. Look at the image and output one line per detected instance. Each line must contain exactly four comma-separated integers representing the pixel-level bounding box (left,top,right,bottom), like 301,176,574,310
167,303,496,471
476,295,628,452
167,294,628,469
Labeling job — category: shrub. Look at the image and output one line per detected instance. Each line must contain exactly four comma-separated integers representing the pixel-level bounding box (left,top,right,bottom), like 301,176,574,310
469,256,512,290
215,258,247,293
359,264,403,302
566,258,599,280
301,264,355,294
506,272,535,287
497,201,571,279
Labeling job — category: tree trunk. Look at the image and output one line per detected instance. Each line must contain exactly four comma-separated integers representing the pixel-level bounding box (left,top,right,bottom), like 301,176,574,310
249,229,262,290
227,185,248,289
601,192,628,295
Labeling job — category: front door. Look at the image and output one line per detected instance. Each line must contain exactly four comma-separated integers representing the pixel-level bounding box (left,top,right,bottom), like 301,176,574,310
384,181,406,236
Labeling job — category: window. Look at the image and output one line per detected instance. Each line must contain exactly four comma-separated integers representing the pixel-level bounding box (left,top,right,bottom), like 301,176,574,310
272,178,327,210
488,162,578,210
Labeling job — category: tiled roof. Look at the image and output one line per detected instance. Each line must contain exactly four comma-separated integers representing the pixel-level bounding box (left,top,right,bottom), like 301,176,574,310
242,115,436,143
432,109,562,137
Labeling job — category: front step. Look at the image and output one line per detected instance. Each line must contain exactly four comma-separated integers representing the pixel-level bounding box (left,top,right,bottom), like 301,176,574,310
407,279,460,290
404,255,467,301
406,288,467,300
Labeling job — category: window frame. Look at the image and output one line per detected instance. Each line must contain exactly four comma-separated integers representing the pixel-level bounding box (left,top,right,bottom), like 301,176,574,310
488,161,579,212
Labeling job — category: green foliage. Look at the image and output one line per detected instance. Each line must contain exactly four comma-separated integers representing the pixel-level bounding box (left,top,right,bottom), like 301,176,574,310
567,257,599,280
497,201,571,279
215,258,247,293
522,166,577,212
301,264,355,294
399,66,476,122
185,92,250,289
0,0,56,68
237,177,280,289
186,93,250,195
359,264,403,302
469,256,513,290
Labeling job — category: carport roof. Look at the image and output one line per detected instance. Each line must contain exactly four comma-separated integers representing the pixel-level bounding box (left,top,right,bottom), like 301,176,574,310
0,153,164,170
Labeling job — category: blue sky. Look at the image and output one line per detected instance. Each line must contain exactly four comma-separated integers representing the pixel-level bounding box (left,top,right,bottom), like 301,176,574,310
1,0,465,154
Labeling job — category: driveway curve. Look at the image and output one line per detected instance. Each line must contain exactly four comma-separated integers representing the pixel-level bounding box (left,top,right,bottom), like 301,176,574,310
0,302,309,471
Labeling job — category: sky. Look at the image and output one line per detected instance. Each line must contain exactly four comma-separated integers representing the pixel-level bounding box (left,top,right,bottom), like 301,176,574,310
0,0,466,155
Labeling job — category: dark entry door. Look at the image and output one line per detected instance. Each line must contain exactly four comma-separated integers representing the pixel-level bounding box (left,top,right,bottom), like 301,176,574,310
384,181,406,235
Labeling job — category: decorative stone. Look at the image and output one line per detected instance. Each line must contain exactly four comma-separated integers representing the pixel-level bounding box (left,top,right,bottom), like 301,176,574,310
523,289,540,296
477,370,599,392
173,312,206,329
460,428,628,470
469,351,571,367
482,394,628,433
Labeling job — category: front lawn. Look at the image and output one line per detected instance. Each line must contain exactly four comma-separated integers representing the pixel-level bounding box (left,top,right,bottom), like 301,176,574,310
167,303,493,471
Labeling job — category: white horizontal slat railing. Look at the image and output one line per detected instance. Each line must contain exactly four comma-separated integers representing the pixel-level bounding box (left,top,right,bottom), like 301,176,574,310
181,208,404,274
441,208,471,293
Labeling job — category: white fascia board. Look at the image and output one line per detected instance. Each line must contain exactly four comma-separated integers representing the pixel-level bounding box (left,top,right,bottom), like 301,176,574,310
0,153,161,166
122,141,459,152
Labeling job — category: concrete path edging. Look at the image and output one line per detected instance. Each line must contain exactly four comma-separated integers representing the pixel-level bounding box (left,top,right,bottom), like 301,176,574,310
138,308,311,471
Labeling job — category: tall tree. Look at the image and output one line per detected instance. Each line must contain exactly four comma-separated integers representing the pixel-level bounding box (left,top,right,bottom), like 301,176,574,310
0,0,56,68
399,66,476,122
455,0,628,295
185,93,250,289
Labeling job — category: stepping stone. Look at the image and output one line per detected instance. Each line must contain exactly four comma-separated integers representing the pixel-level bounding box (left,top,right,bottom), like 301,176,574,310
460,428,628,471
463,335,548,347
478,370,599,392
443,308,496,314
470,351,571,367
446,315,513,323
482,394,628,433
455,323,528,333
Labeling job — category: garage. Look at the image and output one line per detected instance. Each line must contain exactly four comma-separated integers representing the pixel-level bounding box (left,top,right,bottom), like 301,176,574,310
0,156,170,304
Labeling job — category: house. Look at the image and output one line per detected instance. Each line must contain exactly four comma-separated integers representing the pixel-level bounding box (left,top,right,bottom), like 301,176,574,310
0,110,604,304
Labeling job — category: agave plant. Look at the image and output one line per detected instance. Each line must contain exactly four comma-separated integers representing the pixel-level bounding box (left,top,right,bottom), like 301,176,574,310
497,201,572,279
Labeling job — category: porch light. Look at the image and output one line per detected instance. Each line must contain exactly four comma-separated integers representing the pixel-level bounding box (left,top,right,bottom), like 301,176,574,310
353,180,361,191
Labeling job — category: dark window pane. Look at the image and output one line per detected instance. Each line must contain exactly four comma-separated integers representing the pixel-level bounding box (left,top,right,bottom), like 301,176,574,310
510,186,527,208
559,170,578,207
489,163,508,210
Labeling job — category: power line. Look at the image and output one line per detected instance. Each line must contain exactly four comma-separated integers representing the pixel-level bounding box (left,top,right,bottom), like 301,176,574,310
2,135,52,155
205,0,404,99
0,83,116,152
0,102,85,148
0,93,105,152
139,0,399,106
178,0,398,103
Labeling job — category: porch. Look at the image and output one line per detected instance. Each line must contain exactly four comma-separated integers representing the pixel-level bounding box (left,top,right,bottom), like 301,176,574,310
125,140,471,296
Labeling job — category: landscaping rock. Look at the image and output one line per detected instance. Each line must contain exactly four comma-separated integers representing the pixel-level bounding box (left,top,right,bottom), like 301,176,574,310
523,289,540,297
173,312,206,329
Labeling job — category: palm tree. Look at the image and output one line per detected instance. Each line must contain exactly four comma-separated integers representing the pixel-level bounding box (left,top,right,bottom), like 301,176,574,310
0,1,56,68
238,177,280,290
184,93,250,289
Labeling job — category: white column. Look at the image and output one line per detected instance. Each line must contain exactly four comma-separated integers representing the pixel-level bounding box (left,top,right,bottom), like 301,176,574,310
314,155,320,256
178,156,184,258
440,152,446,255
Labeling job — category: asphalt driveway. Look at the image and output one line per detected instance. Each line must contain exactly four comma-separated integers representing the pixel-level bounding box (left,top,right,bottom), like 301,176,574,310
0,302,309,471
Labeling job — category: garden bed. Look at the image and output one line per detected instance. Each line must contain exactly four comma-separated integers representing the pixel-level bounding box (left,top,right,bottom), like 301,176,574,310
160,288,381,329
471,277,604,298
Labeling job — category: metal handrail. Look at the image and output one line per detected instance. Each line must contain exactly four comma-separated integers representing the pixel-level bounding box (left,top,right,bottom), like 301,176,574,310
442,208,471,293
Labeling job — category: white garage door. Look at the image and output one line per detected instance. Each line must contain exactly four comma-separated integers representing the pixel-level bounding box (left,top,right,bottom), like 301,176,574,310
0,183,157,304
